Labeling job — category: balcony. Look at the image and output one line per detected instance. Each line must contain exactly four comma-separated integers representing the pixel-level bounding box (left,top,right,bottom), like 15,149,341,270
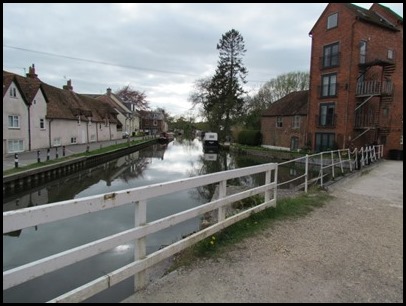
356,80,393,97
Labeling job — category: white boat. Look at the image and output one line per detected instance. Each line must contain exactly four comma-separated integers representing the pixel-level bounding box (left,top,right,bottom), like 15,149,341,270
203,132,219,152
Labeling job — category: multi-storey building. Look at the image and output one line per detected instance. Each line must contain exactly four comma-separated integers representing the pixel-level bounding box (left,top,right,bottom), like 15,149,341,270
307,3,403,157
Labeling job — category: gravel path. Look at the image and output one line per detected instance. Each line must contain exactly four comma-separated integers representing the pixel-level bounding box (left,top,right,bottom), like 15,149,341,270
122,160,403,303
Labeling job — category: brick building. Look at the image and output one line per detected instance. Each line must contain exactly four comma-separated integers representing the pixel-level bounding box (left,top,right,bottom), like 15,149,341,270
307,3,403,156
261,90,308,151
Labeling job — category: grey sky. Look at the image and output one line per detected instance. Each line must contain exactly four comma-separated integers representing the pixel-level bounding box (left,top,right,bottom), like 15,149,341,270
3,3,403,118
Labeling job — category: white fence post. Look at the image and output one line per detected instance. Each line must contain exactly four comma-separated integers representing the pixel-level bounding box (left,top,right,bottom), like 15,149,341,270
304,154,308,193
320,153,324,187
217,180,227,221
331,150,335,179
134,200,147,291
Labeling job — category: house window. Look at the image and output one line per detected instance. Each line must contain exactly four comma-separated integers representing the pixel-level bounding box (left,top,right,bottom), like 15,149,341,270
319,103,335,127
315,133,335,152
9,87,17,98
321,74,337,97
290,136,299,151
276,117,283,128
383,108,389,117
53,137,61,147
153,120,158,126
71,137,77,144
387,49,394,60
292,115,300,129
33,99,36,104
327,13,338,29
360,40,367,64
40,118,45,129
323,43,339,68
90,134,96,142
8,115,20,128
7,139,24,153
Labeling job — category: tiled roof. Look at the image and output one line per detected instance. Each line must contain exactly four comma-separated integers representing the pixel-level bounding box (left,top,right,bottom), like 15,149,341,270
344,3,401,31
3,70,118,123
3,70,42,104
262,90,308,117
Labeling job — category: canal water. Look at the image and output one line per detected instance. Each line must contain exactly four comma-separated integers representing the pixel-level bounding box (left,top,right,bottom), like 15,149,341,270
3,137,302,303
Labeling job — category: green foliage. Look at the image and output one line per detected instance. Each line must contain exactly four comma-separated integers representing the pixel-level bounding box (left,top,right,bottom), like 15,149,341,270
169,188,332,270
237,130,262,146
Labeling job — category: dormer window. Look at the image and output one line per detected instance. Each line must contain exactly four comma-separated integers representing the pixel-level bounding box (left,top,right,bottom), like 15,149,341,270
327,13,338,29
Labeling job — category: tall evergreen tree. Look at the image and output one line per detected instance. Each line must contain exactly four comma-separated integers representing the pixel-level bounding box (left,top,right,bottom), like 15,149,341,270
206,29,248,141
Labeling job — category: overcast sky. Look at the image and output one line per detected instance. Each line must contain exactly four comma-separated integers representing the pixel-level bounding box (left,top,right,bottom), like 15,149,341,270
3,3,403,118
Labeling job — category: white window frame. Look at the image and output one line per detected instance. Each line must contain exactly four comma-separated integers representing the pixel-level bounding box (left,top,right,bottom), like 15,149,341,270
40,118,46,130
292,115,300,129
53,137,61,147
8,139,24,153
8,115,20,128
9,87,17,98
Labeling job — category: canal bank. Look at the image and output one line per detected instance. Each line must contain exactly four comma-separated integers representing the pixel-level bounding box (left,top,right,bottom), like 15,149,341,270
3,137,158,193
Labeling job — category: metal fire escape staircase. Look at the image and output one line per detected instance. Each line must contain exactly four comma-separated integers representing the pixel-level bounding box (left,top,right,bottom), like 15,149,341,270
353,60,395,142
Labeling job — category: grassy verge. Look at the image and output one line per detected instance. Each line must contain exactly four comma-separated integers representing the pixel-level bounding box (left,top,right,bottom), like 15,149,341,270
3,139,147,176
168,187,332,272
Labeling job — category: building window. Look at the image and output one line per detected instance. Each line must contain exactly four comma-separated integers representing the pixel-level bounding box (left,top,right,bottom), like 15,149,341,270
327,13,338,29
383,108,389,117
360,40,367,64
292,115,300,129
153,120,158,126
387,49,394,60
290,136,299,151
40,118,45,129
7,139,24,153
33,99,36,104
321,74,337,97
90,134,96,142
323,43,339,68
319,103,335,127
315,133,335,152
276,116,283,128
71,137,77,144
9,87,17,98
8,115,20,128
53,137,61,147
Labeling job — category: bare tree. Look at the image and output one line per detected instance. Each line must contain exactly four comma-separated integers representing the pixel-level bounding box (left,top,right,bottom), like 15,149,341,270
115,85,150,111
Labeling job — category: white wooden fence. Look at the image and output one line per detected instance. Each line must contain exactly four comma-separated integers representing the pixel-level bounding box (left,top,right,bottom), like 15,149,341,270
2,144,384,303
3,163,278,303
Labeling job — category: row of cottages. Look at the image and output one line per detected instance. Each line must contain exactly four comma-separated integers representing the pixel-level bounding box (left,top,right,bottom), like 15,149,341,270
3,65,167,155
261,3,403,158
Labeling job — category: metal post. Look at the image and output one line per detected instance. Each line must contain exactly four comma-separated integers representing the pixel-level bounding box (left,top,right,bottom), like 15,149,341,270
63,146,66,157
14,153,18,168
55,147,58,159
47,148,50,161
304,154,308,193
37,150,40,163
86,145,90,153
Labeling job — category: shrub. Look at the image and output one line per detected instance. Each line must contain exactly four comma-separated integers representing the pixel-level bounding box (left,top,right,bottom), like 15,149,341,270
237,130,262,146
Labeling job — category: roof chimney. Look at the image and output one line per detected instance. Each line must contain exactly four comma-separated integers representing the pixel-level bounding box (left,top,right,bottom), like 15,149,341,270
63,79,73,91
107,88,112,96
26,64,38,79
